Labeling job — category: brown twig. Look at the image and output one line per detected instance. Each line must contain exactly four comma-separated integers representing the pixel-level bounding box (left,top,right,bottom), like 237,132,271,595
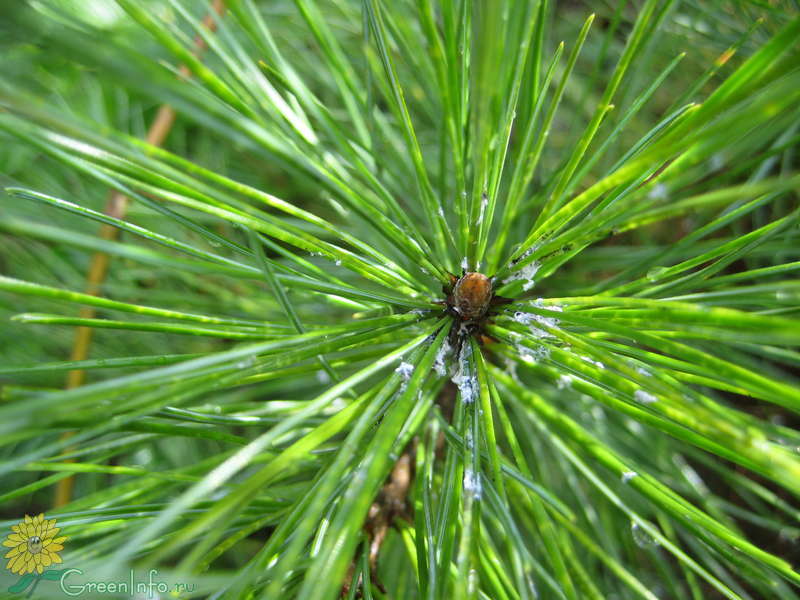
341,450,415,598
53,0,227,509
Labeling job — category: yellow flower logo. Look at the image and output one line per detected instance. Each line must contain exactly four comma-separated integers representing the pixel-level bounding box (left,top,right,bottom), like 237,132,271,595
3,514,66,575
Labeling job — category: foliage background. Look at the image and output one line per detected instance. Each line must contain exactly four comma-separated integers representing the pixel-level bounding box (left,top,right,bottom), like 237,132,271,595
1,0,799,598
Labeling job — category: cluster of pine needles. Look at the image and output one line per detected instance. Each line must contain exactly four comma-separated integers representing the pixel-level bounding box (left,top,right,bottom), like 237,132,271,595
1,1,799,599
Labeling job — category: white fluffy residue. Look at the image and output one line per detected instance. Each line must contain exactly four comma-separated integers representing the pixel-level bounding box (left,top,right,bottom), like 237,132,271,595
512,299,562,338
516,346,535,364
621,471,638,483
557,374,573,390
451,343,477,403
648,183,668,200
396,361,414,380
463,467,483,499
580,355,605,370
634,390,658,404
534,345,551,361
433,337,452,378
513,335,551,364
512,311,535,326
395,361,414,391
476,193,488,225
509,332,533,363
504,260,540,291
454,370,477,404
